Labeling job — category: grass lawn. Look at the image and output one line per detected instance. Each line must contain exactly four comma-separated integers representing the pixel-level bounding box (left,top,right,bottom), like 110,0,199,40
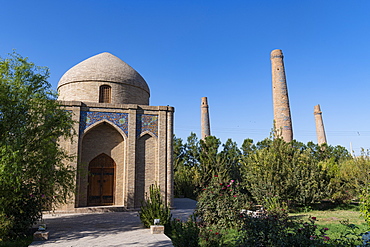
290,206,369,241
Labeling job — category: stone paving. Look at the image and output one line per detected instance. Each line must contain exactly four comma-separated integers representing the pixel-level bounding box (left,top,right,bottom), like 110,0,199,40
30,198,196,247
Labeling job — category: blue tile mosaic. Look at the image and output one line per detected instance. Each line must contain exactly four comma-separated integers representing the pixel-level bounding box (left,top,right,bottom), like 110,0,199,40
80,111,128,136
136,114,158,137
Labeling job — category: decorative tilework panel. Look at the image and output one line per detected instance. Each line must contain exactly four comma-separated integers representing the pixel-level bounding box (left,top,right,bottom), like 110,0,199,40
136,114,158,137
80,111,128,136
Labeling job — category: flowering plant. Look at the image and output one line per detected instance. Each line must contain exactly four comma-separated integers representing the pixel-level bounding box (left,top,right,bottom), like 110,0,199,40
196,176,252,230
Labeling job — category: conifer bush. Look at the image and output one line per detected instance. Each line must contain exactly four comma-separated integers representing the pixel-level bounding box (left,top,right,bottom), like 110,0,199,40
139,184,171,228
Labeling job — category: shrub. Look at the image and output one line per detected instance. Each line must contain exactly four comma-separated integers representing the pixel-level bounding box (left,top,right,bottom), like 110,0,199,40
169,216,200,247
139,184,171,228
237,214,333,247
263,194,288,218
337,153,370,201
360,184,370,228
196,176,252,230
242,137,330,207
0,213,13,241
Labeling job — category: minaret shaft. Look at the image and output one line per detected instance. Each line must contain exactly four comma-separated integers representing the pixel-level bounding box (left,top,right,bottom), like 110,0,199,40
271,49,293,142
314,104,327,145
201,97,211,139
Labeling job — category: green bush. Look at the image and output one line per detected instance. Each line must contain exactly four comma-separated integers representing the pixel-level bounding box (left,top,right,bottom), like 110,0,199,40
196,176,252,230
238,214,336,246
263,194,288,218
139,184,171,228
327,152,370,203
360,184,370,228
0,213,13,241
169,216,200,247
0,187,41,240
242,137,330,207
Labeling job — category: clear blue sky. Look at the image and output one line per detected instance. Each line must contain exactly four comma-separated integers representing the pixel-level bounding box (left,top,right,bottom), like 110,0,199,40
2,0,370,154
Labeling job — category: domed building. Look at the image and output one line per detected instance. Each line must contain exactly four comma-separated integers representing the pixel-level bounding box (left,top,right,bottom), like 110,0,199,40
57,52,174,211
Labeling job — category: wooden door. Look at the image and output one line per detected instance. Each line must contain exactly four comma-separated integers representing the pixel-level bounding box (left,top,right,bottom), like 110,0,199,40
88,154,115,206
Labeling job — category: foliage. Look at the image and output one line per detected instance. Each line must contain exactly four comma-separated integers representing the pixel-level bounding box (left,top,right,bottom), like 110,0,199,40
360,184,370,228
174,131,354,208
168,206,369,247
196,176,251,230
174,136,198,198
237,215,328,246
0,235,33,247
305,141,351,163
0,52,75,240
169,216,200,247
328,220,363,246
170,132,370,246
323,150,370,203
242,137,330,206
139,184,171,228
198,136,238,186
173,133,243,199
198,226,225,247
0,213,13,240
263,194,289,218
238,213,366,247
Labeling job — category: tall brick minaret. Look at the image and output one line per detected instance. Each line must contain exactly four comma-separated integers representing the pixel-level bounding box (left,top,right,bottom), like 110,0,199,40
271,49,293,142
314,104,327,145
201,97,211,140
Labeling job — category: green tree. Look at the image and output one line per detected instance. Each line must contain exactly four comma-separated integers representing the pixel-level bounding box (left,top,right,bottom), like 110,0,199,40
0,52,75,239
173,135,197,198
242,137,330,207
325,150,370,203
183,132,201,168
305,141,351,163
174,133,245,198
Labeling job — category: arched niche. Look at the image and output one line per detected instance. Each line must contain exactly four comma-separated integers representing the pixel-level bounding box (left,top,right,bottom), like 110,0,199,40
78,122,124,207
134,133,157,207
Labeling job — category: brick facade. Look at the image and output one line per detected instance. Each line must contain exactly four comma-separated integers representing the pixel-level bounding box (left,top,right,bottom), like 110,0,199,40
56,53,174,211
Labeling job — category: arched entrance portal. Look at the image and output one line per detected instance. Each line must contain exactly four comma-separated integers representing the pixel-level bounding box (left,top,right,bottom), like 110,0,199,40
88,153,115,206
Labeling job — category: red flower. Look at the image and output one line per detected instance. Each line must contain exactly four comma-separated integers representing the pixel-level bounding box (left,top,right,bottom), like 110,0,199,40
214,175,218,177
323,236,330,241
215,232,219,235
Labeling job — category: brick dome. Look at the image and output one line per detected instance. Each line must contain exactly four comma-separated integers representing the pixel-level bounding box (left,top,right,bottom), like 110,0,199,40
57,52,150,105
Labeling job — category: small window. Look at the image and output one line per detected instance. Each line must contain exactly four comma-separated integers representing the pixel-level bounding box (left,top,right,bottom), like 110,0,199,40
99,85,111,103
